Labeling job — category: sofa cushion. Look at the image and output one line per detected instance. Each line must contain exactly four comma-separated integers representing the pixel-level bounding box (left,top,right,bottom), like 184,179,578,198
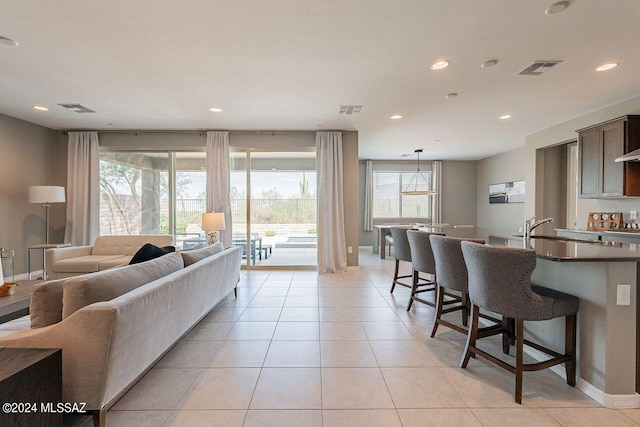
180,242,224,267
30,278,66,329
91,235,174,256
98,256,133,270
62,252,184,319
52,255,126,274
129,244,176,265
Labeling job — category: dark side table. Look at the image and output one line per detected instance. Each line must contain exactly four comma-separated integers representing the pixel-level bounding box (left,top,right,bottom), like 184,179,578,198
0,348,62,427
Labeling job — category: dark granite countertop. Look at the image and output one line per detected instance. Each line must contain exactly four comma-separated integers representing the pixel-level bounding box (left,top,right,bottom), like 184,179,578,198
417,226,640,262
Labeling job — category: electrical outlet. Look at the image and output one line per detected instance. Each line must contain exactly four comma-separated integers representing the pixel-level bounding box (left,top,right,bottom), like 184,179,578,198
631,243,637,251
631,210,637,221
347,246,353,254
617,284,631,306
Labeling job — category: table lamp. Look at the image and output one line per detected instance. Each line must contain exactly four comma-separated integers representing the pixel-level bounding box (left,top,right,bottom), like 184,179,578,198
202,212,226,244
29,186,66,244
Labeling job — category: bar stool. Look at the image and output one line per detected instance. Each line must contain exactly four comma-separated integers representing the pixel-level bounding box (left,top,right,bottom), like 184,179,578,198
405,230,444,311
429,235,501,338
460,242,579,404
389,227,415,293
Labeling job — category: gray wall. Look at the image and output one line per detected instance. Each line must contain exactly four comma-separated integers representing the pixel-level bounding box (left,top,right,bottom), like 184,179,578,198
525,94,640,227
477,93,640,233
358,160,477,246
476,147,526,231
0,114,62,275
342,132,359,267
441,161,477,227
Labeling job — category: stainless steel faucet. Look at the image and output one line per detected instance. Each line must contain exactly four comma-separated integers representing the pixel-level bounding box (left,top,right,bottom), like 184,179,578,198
524,216,553,239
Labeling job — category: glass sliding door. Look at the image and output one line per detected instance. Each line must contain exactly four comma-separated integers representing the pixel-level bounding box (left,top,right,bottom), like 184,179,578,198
99,150,207,248
249,151,317,267
230,151,249,266
99,152,169,236
173,152,207,249
229,150,317,268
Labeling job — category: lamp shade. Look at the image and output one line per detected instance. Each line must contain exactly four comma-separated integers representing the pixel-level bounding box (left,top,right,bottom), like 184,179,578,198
29,186,66,204
202,212,226,231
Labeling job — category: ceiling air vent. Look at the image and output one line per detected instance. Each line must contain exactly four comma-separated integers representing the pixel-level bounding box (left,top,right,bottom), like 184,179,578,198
58,103,96,113
339,105,362,115
517,60,562,76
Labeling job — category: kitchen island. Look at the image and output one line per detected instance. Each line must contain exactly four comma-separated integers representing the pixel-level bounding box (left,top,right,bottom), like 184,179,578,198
419,227,640,407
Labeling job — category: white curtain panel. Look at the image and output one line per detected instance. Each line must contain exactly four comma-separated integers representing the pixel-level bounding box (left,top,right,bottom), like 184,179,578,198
363,159,373,231
65,131,100,246
316,131,347,273
206,131,232,248
431,160,443,224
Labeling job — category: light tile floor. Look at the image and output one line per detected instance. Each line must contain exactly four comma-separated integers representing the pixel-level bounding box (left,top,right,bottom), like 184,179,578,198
104,250,640,426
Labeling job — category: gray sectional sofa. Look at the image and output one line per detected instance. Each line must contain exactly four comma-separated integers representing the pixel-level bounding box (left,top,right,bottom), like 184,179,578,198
0,242,242,427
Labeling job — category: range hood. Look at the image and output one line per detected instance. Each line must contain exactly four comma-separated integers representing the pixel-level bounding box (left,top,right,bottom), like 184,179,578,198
615,148,640,162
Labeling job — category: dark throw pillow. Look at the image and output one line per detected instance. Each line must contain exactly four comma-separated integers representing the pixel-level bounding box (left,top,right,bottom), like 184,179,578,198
129,243,176,265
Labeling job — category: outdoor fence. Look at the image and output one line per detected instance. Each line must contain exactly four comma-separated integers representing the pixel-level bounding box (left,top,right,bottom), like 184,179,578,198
100,195,317,235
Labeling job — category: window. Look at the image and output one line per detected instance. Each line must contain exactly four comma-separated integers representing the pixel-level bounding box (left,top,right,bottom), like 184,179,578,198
99,151,206,248
373,171,431,218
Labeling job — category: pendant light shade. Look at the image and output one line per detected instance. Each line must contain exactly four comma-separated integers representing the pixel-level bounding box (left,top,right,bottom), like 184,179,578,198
401,149,437,196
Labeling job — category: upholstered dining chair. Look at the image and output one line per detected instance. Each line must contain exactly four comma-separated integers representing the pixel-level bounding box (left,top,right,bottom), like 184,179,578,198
429,235,497,338
405,230,444,311
460,241,579,404
389,227,414,293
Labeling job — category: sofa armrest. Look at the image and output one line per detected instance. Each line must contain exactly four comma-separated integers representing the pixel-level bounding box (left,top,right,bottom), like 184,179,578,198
0,306,117,410
46,246,93,278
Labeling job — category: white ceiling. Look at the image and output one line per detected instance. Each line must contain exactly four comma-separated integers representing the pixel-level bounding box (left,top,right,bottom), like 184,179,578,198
1,0,640,160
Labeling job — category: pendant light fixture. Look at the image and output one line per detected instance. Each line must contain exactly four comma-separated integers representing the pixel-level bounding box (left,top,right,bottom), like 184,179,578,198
401,149,437,196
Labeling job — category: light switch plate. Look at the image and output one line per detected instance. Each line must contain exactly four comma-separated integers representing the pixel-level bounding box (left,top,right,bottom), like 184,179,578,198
617,284,631,306
631,211,637,220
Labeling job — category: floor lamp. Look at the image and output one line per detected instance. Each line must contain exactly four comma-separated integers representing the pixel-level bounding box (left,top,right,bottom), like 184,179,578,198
202,212,226,244
29,186,66,244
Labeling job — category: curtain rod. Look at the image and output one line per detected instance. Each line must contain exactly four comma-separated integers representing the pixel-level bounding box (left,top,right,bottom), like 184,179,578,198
61,130,346,136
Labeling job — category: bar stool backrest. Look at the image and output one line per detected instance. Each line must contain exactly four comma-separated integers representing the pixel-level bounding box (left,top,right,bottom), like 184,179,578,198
460,241,541,319
406,230,444,274
430,235,485,293
390,227,413,263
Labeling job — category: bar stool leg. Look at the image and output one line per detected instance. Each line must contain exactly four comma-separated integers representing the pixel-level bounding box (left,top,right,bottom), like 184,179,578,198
461,292,469,327
406,270,418,311
502,317,515,355
390,260,400,293
565,313,577,387
515,318,524,404
460,304,480,368
430,284,444,338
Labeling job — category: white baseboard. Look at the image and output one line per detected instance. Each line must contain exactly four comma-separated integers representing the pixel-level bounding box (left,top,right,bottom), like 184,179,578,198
524,343,640,409
345,266,360,271
14,271,41,281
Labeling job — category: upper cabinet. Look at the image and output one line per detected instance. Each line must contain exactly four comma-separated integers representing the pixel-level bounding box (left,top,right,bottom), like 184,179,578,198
578,115,640,198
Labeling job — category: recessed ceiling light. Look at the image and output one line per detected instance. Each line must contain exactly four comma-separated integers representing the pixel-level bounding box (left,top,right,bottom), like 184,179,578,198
481,59,498,68
499,114,512,120
595,62,619,72
545,1,570,15
0,36,18,47
390,115,403,120
430,60,450,71
32,105,49,111
208,107,223,112
445,93,458,99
